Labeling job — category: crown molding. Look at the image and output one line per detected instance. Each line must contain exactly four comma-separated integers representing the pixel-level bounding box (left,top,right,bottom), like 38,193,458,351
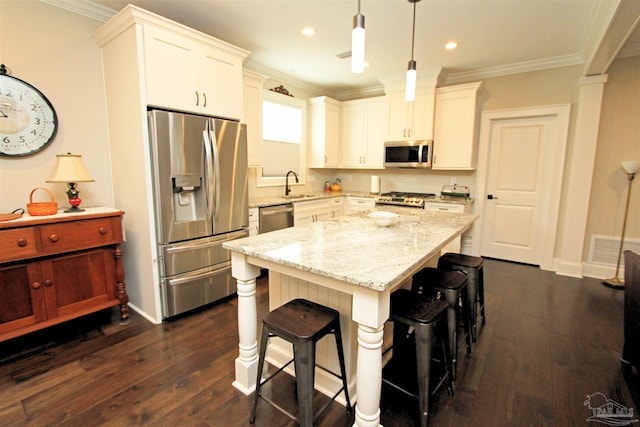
39,0,115,22
444,54,584,85
618,40,640,58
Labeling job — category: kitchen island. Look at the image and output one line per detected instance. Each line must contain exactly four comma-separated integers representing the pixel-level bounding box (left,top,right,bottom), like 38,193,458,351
224,207,478,427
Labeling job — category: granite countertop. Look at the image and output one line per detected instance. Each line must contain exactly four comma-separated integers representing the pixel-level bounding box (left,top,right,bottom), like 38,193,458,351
249,191,474,208
224,206,478,291
249,191,376,208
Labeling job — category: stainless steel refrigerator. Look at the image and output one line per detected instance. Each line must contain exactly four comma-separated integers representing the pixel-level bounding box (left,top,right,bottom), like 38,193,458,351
148,110,249,318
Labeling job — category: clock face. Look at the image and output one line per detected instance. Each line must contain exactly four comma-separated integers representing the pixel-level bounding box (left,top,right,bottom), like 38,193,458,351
0,73,58,157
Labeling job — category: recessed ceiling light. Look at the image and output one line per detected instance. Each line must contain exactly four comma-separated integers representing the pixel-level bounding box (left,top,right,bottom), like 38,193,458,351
302,27,315,36
445,41,458,50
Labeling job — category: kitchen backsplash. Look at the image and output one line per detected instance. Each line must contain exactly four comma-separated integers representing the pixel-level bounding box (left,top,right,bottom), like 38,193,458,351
248,167,477,199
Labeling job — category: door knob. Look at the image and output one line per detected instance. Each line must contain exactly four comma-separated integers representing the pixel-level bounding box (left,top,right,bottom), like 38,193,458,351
487,194,498,200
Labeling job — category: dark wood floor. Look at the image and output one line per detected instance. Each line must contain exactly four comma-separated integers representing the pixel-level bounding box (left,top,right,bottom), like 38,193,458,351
1,259,638,426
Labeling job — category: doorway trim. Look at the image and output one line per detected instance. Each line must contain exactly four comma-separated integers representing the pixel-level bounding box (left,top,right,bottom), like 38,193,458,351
472,104,571,270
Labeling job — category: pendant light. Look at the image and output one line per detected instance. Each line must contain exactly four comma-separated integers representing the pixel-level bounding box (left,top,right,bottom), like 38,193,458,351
405,0,420,101
352,0,365,73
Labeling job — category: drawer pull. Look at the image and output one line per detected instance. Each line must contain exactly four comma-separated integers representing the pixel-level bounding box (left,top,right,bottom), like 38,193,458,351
49,234,59,242
99,227,107,235
32,281,41,289
44,280,53,287
17,238,28,247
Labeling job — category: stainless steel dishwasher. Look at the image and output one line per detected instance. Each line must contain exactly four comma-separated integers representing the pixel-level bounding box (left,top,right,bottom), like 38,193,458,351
259,204,294,233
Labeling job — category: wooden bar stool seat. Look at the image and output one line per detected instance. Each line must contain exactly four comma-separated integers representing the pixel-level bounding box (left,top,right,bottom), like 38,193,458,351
438,253,486,342
412,267,472,380
384,290,453,427
250,298,351,426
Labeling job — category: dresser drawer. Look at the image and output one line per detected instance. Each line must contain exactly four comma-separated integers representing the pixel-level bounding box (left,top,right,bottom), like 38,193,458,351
39,217,121,254
0,227,39,262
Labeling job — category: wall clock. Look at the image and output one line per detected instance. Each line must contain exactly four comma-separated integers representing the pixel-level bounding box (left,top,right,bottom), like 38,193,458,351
0,64,58,157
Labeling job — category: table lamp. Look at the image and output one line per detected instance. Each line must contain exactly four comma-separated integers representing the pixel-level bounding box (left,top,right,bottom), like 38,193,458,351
602,160,639,289
46,153,95,213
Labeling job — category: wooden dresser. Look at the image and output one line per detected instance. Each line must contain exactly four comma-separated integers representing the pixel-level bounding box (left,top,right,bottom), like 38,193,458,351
0,208,129,342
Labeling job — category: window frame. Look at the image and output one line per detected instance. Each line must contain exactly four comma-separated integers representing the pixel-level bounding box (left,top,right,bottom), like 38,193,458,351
256,90,307,188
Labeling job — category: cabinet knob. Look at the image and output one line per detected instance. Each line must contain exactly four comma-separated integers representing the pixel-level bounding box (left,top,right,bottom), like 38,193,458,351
49,234,59,242
99,227,107,235
17,238,28,247
195,91,199,106
32,281,41,289
44,279,53,287
203,92,207,107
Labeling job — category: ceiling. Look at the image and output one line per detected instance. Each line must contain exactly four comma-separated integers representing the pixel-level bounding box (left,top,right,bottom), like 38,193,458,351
73,0,640,99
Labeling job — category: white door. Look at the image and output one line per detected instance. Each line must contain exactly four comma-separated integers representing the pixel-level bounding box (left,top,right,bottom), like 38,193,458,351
475,105,570,267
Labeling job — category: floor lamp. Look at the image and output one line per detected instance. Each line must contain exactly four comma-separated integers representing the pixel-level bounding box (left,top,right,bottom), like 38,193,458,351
603,160,639,289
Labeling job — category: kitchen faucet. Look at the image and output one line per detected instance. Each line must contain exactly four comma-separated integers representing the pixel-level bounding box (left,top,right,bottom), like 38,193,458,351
285,170,299,196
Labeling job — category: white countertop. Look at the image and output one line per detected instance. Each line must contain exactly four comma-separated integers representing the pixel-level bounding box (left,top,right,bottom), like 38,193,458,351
249,191,374,208
224,207,478,291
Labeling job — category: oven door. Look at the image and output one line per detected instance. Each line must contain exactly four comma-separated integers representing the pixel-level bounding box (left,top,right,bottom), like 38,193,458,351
384,140,432,168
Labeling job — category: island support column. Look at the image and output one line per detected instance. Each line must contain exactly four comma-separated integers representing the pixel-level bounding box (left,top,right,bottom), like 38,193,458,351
231,252,261,395
352,286,391,427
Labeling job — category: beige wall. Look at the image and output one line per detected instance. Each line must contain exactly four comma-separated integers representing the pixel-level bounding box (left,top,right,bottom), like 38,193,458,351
0,0,113,211
1,1,637,271
586,55,640,255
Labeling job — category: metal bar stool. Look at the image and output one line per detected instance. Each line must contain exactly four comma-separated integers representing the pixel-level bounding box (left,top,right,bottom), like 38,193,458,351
383,290,453,427
249,298,351,426
412,267,472,380
438,253,486,342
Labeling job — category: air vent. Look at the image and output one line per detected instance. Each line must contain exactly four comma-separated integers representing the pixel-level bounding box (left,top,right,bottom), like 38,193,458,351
588,234,640,267
336,51,352,59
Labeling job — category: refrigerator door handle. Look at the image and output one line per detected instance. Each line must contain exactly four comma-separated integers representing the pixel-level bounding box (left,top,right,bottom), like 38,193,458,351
166,262,230,286
203,129,214,219
208,121,221,222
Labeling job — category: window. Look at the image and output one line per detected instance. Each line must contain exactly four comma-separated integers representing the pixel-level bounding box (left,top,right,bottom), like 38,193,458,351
257,90,306,187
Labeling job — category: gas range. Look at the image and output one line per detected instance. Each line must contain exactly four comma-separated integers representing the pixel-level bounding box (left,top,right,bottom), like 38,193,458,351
375,192,436,208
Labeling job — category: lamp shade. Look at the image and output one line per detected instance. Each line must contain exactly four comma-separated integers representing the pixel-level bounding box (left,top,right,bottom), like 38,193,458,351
621,161,640,174
47,153,94,183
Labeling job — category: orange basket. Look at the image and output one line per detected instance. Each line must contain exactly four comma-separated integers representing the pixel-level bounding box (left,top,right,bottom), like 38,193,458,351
27,187,58,216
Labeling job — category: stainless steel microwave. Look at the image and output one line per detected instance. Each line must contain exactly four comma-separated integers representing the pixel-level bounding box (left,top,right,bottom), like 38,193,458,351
384,140,433,168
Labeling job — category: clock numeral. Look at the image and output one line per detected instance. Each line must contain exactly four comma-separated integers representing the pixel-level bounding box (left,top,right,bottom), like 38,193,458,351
19,136,25,143
30,104,38,111
3,136,10,144
34,118,41,125
30,129,37,136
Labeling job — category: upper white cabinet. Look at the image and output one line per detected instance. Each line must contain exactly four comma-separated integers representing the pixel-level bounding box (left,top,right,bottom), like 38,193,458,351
340,97,387,168
95,5,248,120
385,89,436,141
308,96,341,168
432,82,482,170
243,70,267,167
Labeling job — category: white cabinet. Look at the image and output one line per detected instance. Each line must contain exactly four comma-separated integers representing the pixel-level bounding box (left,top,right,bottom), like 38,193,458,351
340,97,388,168
327,197,344,218
424,201,472,253
143,24,247,119
294,199,332,226
248,207,259,236
345,196,375,214
243,70,267,167
309,97,341,168
386,89,435,141
432,82,482,170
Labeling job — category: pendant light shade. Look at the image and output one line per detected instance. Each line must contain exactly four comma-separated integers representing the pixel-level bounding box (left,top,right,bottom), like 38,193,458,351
405,60,417,101
352,0,365,73
405,0,420,101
